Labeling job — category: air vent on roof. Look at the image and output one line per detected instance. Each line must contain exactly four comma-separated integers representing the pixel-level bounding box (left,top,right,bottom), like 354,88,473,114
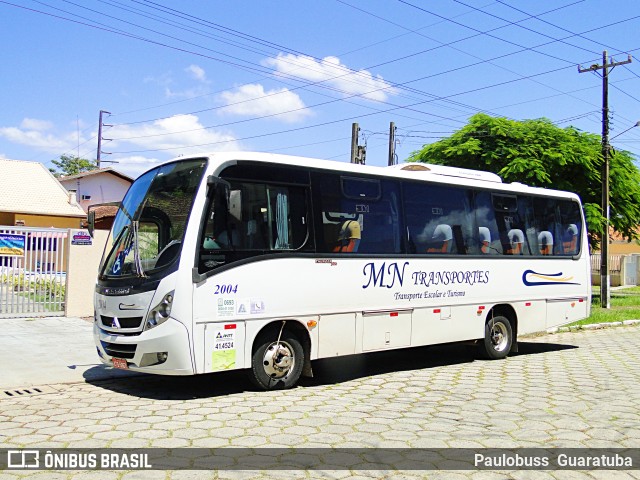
399,164,430,171
389,163,502,183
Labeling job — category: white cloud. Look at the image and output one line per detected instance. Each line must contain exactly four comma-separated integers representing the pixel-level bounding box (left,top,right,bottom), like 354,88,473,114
0,115,241,179
108,155,165,179
145,66,212,99
186,64,208,83
111,114,240,156
0,124,81,152
21,118,54,131
264,54,398,102
108,115,242,178
218,84,312,123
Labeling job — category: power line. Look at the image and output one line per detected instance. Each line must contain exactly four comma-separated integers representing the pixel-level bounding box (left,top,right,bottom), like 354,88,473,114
6,0,640,163
57,0,618,124
109,62,583,155
22,0,633,134
451,0,600,56
105,21,634,136
494,0,624,54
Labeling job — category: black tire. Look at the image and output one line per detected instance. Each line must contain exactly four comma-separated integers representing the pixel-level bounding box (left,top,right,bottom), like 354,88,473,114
250,328,305,390
478,315,513,360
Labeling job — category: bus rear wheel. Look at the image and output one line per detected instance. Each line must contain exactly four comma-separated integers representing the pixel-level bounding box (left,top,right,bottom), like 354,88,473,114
479,315,513,360
250,328,304,390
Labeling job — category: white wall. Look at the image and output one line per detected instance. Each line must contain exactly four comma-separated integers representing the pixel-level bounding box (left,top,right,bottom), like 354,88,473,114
65,229,109,317
60,173,131,213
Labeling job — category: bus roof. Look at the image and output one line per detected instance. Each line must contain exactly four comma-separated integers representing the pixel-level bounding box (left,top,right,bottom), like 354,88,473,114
168,151,581,201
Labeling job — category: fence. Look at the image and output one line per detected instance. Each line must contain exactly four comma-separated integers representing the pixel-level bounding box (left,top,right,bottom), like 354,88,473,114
0,226,108,318
591,253,640,287
0,226,68,317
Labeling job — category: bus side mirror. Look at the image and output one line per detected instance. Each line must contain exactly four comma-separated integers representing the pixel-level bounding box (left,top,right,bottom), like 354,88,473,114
87,210,95,238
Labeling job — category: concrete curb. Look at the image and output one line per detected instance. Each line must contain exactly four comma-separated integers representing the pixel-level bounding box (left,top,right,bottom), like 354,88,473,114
547,319,640,334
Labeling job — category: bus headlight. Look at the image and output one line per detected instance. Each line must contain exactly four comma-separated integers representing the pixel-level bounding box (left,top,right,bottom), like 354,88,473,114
145,291,174,331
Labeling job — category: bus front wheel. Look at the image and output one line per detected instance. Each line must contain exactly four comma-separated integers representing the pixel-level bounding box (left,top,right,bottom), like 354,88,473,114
479,315,513,360
250,328,304,390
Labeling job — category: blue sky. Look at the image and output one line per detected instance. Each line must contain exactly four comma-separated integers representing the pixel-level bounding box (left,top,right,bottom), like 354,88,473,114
1,0,640,178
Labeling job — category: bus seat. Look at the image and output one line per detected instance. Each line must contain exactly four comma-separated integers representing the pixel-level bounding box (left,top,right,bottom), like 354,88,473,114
214,225,240,249
427,224,452,253
538,231,553,255
507,229,524,255
563,224,578,254
333,219,361,253
246,207,267,249
479,227,491,254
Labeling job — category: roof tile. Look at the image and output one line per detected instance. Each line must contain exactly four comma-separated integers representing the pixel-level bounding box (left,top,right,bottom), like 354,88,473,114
0,159,87,218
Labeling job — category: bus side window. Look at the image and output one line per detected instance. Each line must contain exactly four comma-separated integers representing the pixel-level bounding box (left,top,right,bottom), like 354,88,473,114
404,183,473,255
558,199,582,255
493,194,530,255
531,196,563,256
473,192,503,255
311,172,401,254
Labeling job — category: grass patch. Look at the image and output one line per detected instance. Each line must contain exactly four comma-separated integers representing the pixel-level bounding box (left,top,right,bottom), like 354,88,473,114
570,286,640,326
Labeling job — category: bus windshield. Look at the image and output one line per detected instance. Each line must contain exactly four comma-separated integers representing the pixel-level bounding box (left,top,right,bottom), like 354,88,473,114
100,159,206,279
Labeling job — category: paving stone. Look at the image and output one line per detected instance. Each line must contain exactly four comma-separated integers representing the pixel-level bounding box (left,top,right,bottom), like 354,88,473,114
2,326,640,478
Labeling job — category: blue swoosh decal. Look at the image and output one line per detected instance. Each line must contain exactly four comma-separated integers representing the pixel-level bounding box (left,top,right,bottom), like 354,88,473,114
522,270,579,286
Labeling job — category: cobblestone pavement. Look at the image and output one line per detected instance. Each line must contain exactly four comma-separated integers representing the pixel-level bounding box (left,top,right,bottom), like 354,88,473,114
1,326,639,479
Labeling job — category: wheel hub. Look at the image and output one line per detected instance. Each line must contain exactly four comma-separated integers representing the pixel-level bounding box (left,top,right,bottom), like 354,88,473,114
491,323,508,352
262,342,294,379
490,322,509,352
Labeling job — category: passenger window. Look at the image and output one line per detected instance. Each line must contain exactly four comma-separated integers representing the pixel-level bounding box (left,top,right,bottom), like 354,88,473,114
404,183,473,255
493,194,530,255
312,173,402,254
199,181,309,266
342,177,381,200
532,197,561,256
473,191,502,255
558,200,582,255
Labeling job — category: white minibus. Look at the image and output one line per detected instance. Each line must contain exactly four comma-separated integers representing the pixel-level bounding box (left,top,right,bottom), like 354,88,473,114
93,152,590,390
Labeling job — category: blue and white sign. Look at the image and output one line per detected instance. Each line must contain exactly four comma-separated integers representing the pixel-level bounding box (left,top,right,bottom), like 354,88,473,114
0,233,26,257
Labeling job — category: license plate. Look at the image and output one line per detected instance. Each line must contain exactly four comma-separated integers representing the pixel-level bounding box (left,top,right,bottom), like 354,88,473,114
112,357,128,370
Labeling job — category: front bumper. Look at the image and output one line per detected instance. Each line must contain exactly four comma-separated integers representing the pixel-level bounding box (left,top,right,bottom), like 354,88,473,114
93,318,194,375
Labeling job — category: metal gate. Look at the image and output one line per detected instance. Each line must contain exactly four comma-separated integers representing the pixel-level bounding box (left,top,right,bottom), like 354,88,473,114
625,255,638,286
0,226,68,317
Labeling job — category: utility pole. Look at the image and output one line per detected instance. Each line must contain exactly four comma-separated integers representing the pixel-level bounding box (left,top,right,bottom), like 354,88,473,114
579,51,632,309
388,121,397,166
350,122,366,164
96,110,114,168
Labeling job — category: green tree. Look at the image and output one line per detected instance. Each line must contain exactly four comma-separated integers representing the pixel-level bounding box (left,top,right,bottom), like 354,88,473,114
49,154,98,177
408,113,640,249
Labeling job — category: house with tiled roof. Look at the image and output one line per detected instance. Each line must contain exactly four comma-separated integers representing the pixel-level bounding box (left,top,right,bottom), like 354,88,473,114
58,167,133,213
0,158,86,228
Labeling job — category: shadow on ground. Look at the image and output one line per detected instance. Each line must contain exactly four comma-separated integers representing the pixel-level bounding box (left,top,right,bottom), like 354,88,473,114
84,340,578,400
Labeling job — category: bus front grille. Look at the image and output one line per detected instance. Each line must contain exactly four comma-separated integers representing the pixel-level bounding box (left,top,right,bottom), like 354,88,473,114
100,316,143,329
101,341,137,359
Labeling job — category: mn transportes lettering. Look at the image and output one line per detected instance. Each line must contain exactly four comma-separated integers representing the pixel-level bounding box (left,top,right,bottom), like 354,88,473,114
362,261,489,289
